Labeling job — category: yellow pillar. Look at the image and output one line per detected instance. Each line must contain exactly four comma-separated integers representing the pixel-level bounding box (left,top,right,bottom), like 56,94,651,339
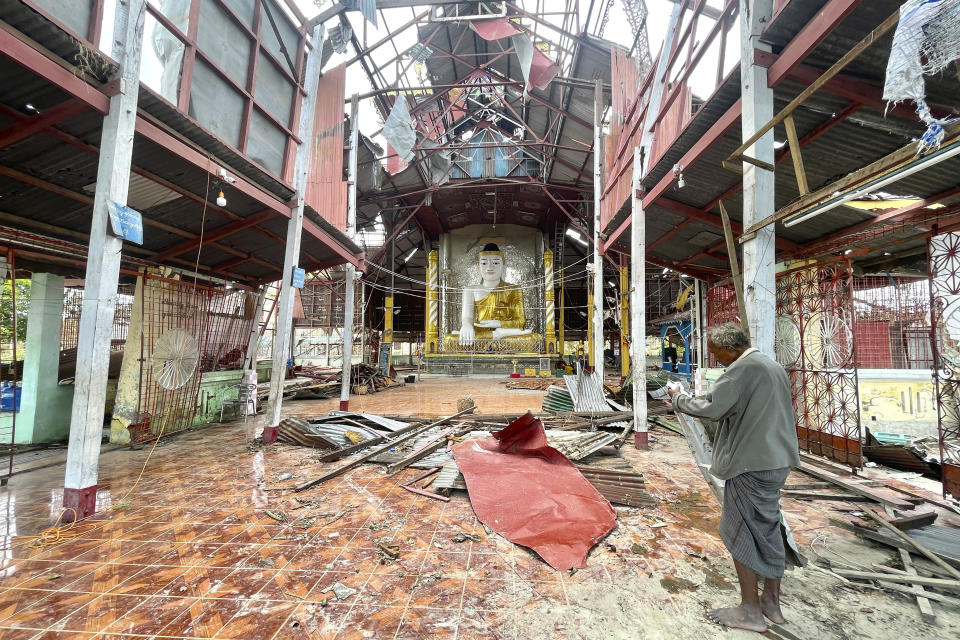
383,294,394,369
587,288,595,368
544,249,556,354
620,264,630,379
425,250,438,353
559,269,566,357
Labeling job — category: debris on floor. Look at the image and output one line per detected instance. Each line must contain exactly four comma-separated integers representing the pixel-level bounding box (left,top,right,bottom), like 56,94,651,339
452,412,617,570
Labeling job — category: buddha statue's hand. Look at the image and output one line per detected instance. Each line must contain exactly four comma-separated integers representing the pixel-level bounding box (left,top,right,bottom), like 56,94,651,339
459,324,475,345
474,320,501,328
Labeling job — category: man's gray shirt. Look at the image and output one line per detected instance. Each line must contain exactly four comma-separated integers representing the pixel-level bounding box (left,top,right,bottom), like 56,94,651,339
673,350,800,480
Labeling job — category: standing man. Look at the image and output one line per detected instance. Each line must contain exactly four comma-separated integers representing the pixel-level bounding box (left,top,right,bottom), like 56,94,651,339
668,322,800,633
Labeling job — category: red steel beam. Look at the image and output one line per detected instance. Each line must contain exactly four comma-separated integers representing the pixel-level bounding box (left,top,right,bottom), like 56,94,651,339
154,210,277,260
0,26,361,269
0,98,88,149
655,198,800,252
0,27,110,113
134,118,362,269
767,0,865,86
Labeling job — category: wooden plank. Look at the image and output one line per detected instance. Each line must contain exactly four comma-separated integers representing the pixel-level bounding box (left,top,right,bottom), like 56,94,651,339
728,10,900,167
865,508,960,581
718,201,748,337
385,424,474,475
295,407,476,491
849,525,960,571
832,570,960,593
783,114,809,195
875,581,960,607
782,491,872,502
889,511,939,531
797,462,914,510
885,506,936,625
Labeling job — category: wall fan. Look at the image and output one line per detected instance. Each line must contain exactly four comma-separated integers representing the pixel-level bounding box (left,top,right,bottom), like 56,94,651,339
151,328,200,390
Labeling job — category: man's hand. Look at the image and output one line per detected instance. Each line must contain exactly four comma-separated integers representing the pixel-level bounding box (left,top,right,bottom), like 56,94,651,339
666,381,684,399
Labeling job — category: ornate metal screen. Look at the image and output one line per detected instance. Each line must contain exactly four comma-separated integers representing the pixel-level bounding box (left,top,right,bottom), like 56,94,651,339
776,260,862,467
927,231,960,499
705,282,739,367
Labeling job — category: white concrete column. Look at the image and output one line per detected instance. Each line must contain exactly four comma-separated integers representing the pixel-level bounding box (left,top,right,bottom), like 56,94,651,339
18,273,66,444
339,94,360,410
739,0,777,356
593,80,605,381
63,0,145,519
630,147,648,449
630,0,682,450
264,24,326,441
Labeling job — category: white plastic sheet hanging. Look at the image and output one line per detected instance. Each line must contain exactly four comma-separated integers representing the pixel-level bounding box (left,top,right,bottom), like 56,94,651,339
883,0,960,152
383,96,416,163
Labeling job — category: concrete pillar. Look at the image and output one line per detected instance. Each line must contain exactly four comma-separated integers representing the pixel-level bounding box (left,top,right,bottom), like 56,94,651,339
592,80,605,382
110,274,144,444
263,24,326,443
620,262,629,380
739,0,777,357
631,1,682,450
338,94,359,411
18,274,66,444
63,0,145,519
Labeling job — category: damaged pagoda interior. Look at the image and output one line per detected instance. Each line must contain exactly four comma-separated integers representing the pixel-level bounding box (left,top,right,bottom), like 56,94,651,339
0,0,959,638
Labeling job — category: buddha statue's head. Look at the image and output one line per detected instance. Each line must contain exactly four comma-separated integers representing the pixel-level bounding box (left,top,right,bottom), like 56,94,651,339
477,243,504,285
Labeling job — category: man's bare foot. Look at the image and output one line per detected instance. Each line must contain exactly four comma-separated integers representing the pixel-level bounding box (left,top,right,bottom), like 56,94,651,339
760,593,786,624
706,604,768,633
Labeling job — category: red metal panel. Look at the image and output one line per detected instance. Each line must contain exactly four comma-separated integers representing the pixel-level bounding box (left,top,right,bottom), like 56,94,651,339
647,84,691,169
305,63,347,231
854,321,893,368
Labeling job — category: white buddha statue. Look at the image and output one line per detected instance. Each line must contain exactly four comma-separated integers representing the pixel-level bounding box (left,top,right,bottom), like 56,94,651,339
452,243,534,347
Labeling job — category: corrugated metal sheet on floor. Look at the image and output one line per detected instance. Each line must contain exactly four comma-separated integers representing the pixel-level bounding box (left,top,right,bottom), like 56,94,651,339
324,412,410,432
564,373,611,412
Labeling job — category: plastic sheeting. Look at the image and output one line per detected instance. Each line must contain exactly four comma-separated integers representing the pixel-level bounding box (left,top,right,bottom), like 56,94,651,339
383,96,416,163
452,412,617,570
470,18,559,95
884,0,960,151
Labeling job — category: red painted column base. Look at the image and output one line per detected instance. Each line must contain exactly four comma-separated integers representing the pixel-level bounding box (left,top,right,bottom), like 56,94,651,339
339,400,349,411
62,485,98,521
261,426,279,444
634,431,649,450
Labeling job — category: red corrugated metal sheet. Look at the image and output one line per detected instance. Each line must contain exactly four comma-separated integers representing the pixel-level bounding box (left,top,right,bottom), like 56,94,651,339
854,320,893,367
648,84,691,168
600,48,645,230
452,412,616,570
306,64,347,232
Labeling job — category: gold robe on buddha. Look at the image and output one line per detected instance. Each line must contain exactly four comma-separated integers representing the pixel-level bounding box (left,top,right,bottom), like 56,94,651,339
474,281,525,334
444,281,540,352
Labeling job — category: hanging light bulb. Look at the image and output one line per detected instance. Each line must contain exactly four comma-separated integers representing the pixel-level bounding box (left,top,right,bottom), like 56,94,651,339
216,190,227,207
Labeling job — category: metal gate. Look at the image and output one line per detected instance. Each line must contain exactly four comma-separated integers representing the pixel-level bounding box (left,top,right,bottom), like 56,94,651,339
927,231,960,498
776,259,862,467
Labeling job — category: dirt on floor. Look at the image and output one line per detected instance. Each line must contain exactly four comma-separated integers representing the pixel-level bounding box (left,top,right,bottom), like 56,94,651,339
1,376,958,639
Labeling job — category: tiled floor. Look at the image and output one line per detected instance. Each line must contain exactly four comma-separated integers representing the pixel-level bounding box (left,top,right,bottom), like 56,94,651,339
0,377,955,639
